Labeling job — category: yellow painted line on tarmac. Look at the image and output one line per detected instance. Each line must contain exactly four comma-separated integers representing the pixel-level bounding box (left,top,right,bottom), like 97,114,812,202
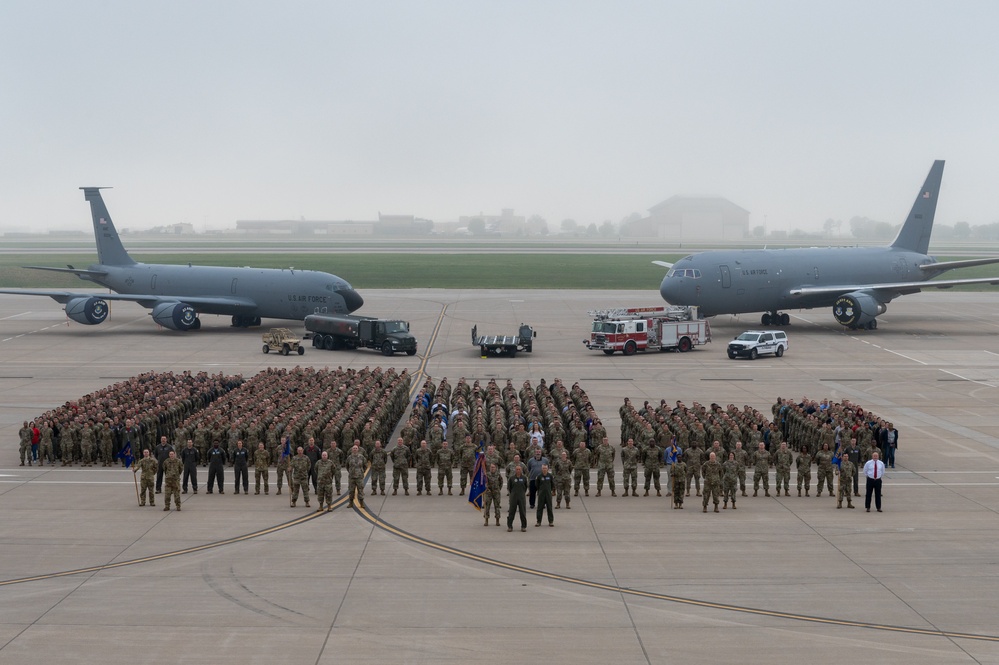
352,503,999,644
0,493,350,588
410,303,447,397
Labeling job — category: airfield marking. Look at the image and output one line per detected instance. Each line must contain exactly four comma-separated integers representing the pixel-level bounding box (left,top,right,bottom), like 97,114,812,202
1,322,65,342
0,493,350,588
939,369,997,389
351,503,999,643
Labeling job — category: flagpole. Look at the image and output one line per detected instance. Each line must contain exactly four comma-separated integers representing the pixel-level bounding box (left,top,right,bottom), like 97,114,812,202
132,466,140,506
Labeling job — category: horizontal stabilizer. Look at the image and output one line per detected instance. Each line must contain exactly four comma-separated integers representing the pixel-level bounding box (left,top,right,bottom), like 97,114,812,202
25,265,108,277
918,257,999,272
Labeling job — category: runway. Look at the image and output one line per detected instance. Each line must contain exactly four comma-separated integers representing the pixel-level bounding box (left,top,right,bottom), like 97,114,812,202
1,289,998,664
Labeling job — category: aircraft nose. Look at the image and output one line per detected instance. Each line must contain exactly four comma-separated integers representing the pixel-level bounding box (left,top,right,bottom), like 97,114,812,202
338,288,364,312
659,275,675,304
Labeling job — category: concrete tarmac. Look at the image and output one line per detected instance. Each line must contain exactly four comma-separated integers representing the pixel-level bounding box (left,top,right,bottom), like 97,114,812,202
1,290,998,664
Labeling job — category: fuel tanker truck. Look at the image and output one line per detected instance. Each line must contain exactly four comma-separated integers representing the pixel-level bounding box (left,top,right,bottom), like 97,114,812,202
304,314,418,356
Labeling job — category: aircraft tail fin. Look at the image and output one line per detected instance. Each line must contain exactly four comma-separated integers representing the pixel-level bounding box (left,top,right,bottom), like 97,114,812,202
890,160,944,255
81,187,136,266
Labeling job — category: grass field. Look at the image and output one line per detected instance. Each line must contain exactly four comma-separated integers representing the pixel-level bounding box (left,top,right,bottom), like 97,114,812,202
1,252,998,290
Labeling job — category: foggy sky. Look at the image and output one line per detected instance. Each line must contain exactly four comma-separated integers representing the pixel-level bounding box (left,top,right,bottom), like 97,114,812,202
2,1,997,234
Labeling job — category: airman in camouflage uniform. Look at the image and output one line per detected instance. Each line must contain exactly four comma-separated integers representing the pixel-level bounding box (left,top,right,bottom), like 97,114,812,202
327,442,344,494
436,440,455,495
38,421,54,466
670,454,686,509
733,441,749,496
369,440,387,496
254,442,270,495
685,439,702,497
752,441,771,497
595,437,616,497
642,438,662,497
483,463,503,526
795,446,813,496
814,442,835,497
162,451,183,511
553,450,572,509
18,422,31,466
414,440,433,496
572,441,591,497
99,423,114,467
774,441,793,497
722,452,738,509
391,437,410,495
620,438,640,497
837,457,856,509
290,447,311,508
315,451,334,512
701,451,722,513
458,437,477,496
135,449,158,507
347,444,367,507
80,422,95,466
276,439,291,495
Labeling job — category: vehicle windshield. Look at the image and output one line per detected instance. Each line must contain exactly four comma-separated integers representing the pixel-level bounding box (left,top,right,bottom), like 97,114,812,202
736,333,761,342
383,321,408,333
592,321,616,334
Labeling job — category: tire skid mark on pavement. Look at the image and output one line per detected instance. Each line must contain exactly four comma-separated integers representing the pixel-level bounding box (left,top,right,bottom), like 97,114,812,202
352,503,999,644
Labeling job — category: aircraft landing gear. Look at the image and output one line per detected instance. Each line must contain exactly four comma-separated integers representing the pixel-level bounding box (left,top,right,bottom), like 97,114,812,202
231,315,262,328
761,312,790,326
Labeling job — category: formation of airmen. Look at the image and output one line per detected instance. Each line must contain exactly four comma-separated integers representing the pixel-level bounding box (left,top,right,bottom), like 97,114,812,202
17,367,898,519
19,371,243,468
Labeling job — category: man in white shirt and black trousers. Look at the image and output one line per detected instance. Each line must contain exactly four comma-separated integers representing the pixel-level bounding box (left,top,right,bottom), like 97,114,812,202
864,451,886,513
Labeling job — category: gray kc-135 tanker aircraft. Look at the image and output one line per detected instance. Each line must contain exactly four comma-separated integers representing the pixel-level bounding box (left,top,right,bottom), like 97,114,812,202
656,160,999,329
0,188,363,330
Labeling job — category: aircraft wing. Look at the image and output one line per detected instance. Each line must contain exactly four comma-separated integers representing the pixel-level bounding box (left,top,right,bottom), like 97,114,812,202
652,260,674,269
0,289,259,314
790,276,999,298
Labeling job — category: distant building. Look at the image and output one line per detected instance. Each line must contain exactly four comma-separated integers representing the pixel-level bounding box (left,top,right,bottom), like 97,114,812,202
458,209,526,235
623,196,749,240
235,213,432,236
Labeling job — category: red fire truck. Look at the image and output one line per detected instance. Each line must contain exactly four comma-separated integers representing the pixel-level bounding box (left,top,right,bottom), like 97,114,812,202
583,306,710,355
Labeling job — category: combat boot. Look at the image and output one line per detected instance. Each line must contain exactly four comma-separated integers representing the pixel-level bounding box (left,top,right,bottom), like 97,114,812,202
723,501,727,509
656,490,661,497
741,489,747,497
611,490,616,497
816,490,821,497
460,487,466,496
405,489,410,496
305,501,310,507
703,506,707,513
317,505,324,513
806,490,810,496
798,488,801,497
732,502,736,509
847,502,855,509
484,515,489,526
754,490,758,497
176,506,181,512
438,488,443,496
381,489,385,495
291,501,297,507
447,488,452,495
714,505,719,513
785,490,790,496
644,489,649,496
565,501,571,509
277,489,282,495
574,489,579,497
837,500,842,509
495,517,499,526
163,506,169,511
359,500,366,509
417,490,422,496
584,489,589,496
596,489,601,497
326,505,332,512
555,499,561,509
765,490,771,497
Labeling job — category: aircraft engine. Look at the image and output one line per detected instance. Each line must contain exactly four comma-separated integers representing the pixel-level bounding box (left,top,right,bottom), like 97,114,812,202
151,302,198,330
65,296,109,325
832,292,886,328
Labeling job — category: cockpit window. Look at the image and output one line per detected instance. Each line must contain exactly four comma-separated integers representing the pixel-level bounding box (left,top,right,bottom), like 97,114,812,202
667,269,701,278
